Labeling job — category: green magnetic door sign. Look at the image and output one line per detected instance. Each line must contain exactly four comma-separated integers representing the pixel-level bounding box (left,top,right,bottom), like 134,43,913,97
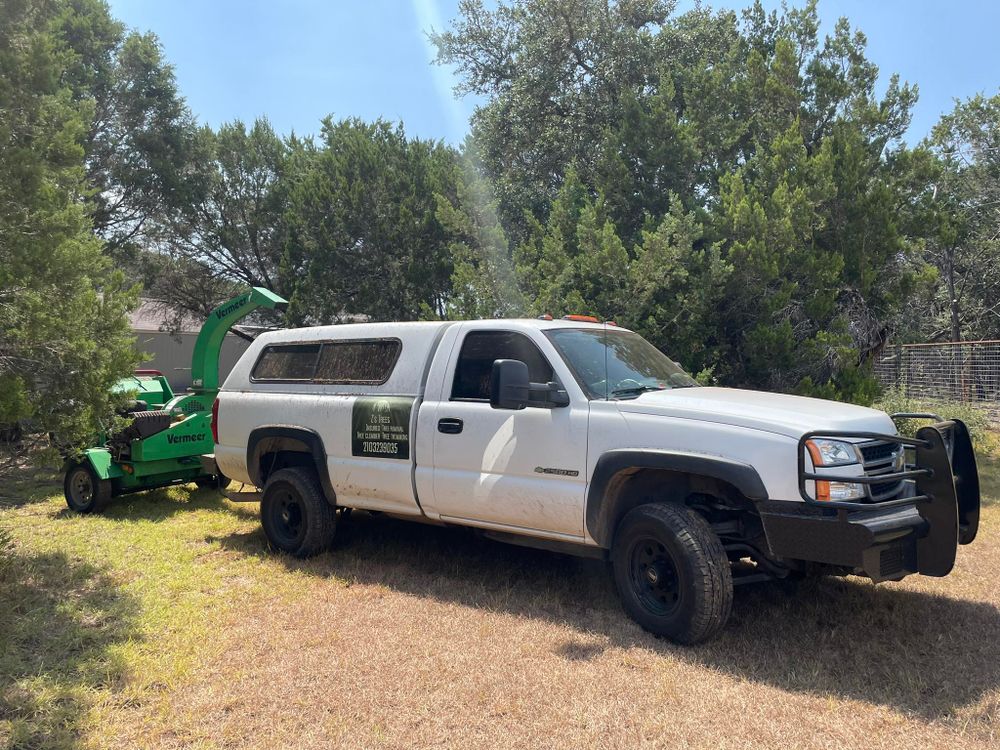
352,396,413,459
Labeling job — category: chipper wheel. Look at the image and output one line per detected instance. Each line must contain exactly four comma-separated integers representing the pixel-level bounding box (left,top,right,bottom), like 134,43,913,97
64,461,113,514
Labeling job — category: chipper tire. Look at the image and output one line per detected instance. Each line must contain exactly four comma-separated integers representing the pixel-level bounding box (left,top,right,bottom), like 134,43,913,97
611,503,733,645
64,462,113,514
260,467,336,558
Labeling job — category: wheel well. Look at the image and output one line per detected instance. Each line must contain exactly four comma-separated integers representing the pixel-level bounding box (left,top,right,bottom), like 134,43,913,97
247,428,336,505
595,467,759,548
257,445,315,485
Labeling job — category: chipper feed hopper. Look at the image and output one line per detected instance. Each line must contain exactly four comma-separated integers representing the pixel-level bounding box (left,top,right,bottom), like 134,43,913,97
63,287,287,513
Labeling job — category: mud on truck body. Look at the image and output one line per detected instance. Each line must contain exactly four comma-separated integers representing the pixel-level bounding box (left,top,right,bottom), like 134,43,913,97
210,318,981,644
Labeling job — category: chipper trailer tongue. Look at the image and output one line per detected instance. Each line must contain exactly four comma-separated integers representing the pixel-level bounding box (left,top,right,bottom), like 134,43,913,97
63,287,288,513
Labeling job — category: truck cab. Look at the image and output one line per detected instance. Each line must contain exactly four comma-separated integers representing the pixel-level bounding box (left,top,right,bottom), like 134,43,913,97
214,318,981,644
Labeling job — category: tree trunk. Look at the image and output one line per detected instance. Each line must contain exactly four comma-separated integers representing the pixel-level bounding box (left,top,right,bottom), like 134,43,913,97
946,246,961,342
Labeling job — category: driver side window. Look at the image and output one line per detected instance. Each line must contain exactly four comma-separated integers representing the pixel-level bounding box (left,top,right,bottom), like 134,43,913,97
451,330,554,401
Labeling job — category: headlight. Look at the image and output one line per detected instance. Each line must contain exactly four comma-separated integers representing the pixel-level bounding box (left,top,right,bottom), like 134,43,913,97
805,438,859,466
824,481,866,501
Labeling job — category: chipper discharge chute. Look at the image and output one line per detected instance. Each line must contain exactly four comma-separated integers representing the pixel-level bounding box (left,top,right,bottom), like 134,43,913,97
63,287,288,513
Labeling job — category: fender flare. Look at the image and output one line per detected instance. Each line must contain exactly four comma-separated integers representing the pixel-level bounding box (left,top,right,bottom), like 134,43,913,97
76,448,121,481
247,426,336,504
585,449,769,547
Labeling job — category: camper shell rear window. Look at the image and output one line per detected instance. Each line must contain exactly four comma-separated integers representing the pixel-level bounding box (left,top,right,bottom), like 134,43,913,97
250,338,401,385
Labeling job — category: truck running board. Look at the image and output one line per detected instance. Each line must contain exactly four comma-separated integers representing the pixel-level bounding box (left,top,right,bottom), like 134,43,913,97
222,488,262,503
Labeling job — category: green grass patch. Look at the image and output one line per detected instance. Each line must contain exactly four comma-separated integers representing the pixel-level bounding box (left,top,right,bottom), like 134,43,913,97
873,389,995,447
979,449,1000,507
0,478,281,749
1,444,999,748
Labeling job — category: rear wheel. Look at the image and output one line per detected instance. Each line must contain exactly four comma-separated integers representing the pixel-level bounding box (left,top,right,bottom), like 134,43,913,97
260,467,336,557
612,503,732,644
64,462,112,514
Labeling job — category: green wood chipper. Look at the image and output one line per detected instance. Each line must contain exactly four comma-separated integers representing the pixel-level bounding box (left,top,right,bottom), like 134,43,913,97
63,287,287,513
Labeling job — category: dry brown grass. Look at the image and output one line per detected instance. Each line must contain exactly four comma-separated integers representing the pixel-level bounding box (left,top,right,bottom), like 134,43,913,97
2,459,999,749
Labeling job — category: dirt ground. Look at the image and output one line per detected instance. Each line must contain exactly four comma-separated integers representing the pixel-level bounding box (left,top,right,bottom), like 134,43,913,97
1,462,998,749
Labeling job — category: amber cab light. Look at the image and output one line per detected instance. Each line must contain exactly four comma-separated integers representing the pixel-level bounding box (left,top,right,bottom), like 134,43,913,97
563,314,600,323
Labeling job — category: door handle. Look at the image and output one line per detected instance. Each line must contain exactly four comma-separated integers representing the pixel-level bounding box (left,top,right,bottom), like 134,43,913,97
437,417,464,435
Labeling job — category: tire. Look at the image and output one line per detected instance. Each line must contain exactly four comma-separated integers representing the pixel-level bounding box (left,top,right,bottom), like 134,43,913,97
64,462,113,514
611,503,733,645
260,467,336,558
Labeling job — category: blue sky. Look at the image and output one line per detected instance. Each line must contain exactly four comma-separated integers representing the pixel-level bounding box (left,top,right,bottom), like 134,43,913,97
107,0,1000,145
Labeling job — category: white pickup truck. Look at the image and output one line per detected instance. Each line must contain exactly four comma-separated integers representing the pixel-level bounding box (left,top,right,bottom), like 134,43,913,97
211,317,981,643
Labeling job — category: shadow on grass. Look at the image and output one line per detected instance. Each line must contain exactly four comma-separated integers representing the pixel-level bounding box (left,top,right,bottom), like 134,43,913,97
214,511,1000,722
94,484,259,525
1,462,255,523
0,549,139,749
43,484,258,525
0,466,62,508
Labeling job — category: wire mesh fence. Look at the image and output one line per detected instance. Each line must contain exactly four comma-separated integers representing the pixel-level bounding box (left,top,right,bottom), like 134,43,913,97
873,341,1000,421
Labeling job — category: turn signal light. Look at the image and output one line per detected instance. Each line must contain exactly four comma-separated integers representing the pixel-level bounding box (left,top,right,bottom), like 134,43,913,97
805,440,832,501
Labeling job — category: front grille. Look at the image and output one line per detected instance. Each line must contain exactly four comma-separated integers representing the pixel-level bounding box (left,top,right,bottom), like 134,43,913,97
859,439,905,501
860,442,896,463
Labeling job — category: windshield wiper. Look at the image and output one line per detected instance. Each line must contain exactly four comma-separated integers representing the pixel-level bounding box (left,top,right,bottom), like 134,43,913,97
609,385,666,399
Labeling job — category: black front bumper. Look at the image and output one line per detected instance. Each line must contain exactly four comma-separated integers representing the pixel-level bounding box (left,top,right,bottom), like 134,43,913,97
760,418,981,582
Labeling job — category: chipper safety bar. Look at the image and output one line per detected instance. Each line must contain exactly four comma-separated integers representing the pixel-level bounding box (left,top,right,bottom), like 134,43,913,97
791,415,980,580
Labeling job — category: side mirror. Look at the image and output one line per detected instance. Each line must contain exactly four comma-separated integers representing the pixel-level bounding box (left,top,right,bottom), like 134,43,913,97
490,359,571,410
490,359,530,410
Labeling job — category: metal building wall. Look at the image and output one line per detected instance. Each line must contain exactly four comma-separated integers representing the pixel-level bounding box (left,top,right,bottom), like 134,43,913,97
133,332,251,391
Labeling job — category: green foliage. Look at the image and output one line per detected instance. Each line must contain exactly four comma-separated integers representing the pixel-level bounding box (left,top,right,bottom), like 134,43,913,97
149,118,292,319
908,92,1000,343
873,389,992,448
437,0,923,400
5,0,998,438
435,149,525,319
432,0,675,243
0,0,139,465
284,118,460,324
51,0,199,261
515,171,730,374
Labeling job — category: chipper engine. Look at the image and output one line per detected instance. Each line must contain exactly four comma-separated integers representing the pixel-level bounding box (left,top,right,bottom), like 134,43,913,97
63,287,287,513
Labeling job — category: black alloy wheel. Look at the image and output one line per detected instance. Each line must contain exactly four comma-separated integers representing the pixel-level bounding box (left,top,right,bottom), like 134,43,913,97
628,536,683,617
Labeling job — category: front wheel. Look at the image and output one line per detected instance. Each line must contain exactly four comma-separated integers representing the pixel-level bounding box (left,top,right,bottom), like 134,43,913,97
260,467,336,558
611,503,733,644
64,462,112,514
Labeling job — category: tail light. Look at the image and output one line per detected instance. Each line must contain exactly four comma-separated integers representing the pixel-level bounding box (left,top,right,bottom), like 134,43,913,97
211,398,220,443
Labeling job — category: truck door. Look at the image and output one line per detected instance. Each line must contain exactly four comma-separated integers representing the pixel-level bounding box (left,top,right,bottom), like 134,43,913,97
427,327,588,538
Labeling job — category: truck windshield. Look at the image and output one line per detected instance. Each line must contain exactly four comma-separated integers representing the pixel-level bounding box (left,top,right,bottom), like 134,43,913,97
545,328,698,400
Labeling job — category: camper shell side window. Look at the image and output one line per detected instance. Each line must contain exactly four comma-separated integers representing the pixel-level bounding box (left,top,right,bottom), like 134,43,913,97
250,338,402,385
